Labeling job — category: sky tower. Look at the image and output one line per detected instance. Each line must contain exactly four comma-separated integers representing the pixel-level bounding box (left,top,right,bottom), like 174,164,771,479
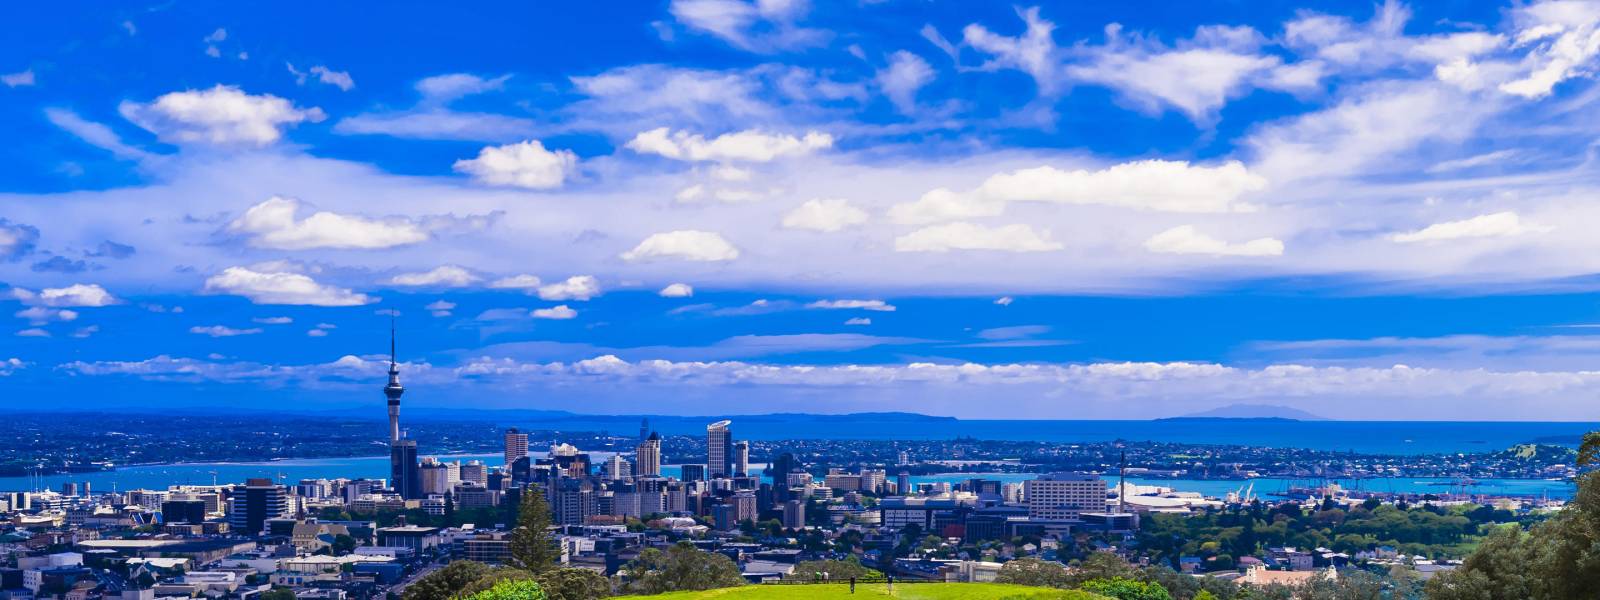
385,320,405,444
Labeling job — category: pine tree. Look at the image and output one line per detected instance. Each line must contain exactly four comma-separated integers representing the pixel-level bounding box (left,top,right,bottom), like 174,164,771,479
509,485,561,573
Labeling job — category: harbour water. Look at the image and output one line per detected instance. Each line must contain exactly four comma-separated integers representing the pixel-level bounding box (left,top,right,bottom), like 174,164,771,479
1,456,1574,500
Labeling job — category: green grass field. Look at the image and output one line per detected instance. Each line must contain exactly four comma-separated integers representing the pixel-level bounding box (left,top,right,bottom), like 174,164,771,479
614,582,1108,600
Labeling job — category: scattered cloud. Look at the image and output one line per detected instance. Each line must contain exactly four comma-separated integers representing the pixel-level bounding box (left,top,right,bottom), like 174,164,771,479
892,160,1265,225
227,196,437,250
388,265,480,287
1389,212,1548,243
877,51,935,113
12,284,119,307
626,127,832,162
287,63,356,91
453,140,577,189
189,325,263,337
0,219,39,261
203,266,375,306
252,316,292,325
119,85,325,146
15,306,78,325
659,283,695,297
807,299,896,312
425,300,456,317
2,69,34,88
622,230,740,262
781,198,869,232
532,305,578,320
895,222,1062,253
844,317,871,326
538,275,602,301
1144,225,1285,257
668,0,829,52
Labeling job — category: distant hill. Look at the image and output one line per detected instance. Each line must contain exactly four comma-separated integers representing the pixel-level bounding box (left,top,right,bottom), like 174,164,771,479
1170,404,1329,421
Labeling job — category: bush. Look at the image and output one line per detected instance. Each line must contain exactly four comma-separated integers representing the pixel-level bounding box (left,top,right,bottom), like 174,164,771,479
534,568,611,600
1080,577,1172,600
465,579,545,600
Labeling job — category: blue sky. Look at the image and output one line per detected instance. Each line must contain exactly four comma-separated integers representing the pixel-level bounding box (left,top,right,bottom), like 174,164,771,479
6,1,1600,419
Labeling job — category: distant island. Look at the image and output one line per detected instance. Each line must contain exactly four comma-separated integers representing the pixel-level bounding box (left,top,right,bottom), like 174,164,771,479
1166,404,1330,421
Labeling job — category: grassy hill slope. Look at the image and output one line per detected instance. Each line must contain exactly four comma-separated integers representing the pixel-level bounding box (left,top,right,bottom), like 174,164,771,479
614,582,1108,600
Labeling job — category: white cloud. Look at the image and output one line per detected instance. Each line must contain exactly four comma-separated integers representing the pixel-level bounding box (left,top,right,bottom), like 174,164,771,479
12,284,119,307
288,63,356,91
659,283,695,297
189,325,263,337
538,275,602,301
1065,24,1284,121
890,160,1264,224
626,127,832,162
622,230,741,262
16,328,48,338
877,51,935,113
1498,2,1600,98
895,222,1063,253
1390,211,1547,243
389,266,480,287
119,85,325,146
844,317,872,325
781,198,869,232
71,325,98,338
489,274,543,291
453,140,576,189
807,299,896,312
306,328,328,337
310,66,355,91
252,316,292,325
227,196,431,250
416,73,511,103
961,6,1064,94
2,69,35,88
15,307,77,325
995,296,1014,306
425,300,456,317
44,109,153,161
0,218,38,260
532,305,578,320
1144,225,1284,257
668,0,828,52
203,266,375,306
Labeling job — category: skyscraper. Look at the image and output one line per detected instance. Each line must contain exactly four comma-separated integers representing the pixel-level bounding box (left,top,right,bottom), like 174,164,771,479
229,478,289,535
639,418,650,442
733,440,749,477
504,428,528,467
636,431,662,477
706,420,733,478
385,324,422,499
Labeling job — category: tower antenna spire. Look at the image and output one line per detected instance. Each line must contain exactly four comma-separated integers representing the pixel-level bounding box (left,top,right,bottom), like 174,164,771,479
390,315,397,367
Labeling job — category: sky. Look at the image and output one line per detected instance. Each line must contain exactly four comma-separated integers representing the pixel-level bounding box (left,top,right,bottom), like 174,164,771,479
6,1,1600,420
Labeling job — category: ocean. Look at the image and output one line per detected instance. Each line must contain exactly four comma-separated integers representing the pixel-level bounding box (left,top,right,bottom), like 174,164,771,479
512,415,1600,456
0,455,1576,500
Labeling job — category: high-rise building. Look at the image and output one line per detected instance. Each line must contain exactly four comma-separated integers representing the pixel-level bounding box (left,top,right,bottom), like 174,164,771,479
391,442,422,499
421,458,453,495
504,428,528,468
636,432,662,477
461,461,488,486
385,325,423,499
229,478,290,535
161,499,207,524
681,464,706,482
603,455,632,480
639,418,650,443
1024,472,1105,520
706,420,733,478
898,472,912,496
733,441,749,477
781,499,805,529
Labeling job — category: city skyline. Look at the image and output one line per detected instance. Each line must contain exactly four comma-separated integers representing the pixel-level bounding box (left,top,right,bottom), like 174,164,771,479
9,1,1600,419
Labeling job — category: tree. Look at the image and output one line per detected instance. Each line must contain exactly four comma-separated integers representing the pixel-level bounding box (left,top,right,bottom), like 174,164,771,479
465,578,546,600
621,542,744,595
994,557,1072,588
1081,577,1172,600
533,568,611,600
1068,552,1141,586
510,486,562,574
332,534,358,555
403,561,494,600
259,589,297,600
1426,431,1600,600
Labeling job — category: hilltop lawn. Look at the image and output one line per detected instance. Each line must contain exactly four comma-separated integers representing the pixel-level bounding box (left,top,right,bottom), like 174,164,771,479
614,582,1108,599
